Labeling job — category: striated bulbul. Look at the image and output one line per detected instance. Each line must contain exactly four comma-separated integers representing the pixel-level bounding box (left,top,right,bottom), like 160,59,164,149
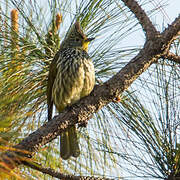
47,21,95,159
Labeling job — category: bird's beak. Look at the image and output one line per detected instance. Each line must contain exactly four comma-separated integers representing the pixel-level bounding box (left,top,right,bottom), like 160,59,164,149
85,37,95,42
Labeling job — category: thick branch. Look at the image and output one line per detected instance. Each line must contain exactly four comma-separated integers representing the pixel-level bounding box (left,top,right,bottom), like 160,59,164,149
162,14,180,42
121,0,158,39
11,47,160,155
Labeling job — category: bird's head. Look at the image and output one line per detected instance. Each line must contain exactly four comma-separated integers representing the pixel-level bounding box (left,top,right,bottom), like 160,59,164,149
61,21,95,51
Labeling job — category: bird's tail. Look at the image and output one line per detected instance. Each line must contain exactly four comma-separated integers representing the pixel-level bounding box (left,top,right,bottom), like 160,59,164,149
60,126,80,160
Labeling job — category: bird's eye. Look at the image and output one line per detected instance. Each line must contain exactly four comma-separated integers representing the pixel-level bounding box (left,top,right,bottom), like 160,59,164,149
75,38,80,42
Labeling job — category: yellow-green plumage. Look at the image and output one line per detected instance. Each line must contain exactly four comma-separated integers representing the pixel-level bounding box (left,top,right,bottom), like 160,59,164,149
47,21,95,159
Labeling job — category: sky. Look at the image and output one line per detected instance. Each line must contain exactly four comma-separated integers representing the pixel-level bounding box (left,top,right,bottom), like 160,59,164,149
120,0,180,47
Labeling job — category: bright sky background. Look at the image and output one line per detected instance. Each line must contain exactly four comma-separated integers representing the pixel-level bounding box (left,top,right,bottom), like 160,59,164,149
120,0,180,47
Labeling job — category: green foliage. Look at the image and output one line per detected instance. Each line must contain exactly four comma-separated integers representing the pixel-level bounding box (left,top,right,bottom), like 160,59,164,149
106,59,180,178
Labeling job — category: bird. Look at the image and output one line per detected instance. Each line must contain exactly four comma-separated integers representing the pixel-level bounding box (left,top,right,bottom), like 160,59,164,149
47,21,95,160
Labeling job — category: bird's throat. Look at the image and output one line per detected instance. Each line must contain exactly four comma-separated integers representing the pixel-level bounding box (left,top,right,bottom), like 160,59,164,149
82,41,90,51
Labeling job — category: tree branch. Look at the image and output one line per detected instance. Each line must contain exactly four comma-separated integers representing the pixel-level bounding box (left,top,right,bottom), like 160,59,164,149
162,14,180,42
162,52,180,64
23,161,112,180
121,0,158,39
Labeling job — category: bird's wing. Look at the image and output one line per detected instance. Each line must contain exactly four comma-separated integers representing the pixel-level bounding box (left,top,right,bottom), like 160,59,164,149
47,51,59,121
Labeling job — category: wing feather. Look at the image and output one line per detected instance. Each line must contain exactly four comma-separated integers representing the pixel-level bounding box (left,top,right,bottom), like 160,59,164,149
47,52,59,121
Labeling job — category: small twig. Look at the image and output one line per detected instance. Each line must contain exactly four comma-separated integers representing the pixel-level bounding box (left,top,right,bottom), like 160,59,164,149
162,52,180,64
23,160,112,180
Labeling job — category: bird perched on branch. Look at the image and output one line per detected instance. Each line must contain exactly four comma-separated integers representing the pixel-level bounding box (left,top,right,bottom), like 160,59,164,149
47,21,95,160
